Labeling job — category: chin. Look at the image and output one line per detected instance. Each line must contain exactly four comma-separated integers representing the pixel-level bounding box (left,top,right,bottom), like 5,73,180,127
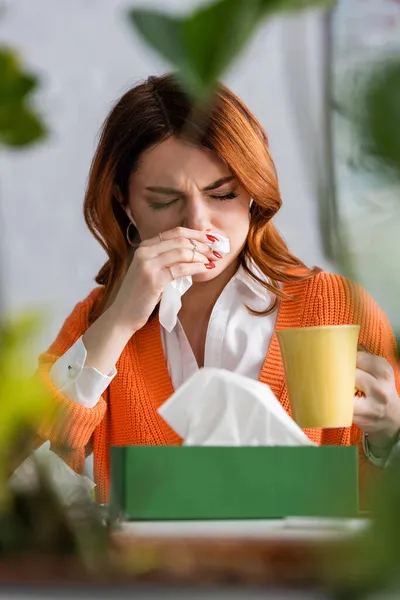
191,260,226,283
191,270,220,283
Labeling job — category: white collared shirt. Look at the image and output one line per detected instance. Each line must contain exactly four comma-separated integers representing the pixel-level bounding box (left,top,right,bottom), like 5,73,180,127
50,264,277,406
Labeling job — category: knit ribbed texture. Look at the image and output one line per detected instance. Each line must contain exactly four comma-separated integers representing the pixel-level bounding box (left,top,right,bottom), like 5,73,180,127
37,272,400,503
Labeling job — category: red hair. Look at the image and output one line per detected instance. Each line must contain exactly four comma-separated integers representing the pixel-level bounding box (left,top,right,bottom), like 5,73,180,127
84,74,319,322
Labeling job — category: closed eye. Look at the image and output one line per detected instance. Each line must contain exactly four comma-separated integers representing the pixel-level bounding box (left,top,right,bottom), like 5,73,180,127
149,198,181,210
149,190,238,210
210,191,238,201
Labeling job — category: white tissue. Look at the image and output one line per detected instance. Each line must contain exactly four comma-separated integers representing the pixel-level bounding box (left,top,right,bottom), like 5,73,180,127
158,368,314,446
210,235,230,255
159,232,230,333
158,275,192,334
9,441,96,504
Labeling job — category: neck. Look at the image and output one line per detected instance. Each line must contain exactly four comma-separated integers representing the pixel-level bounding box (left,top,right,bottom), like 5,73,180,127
180,259,239,319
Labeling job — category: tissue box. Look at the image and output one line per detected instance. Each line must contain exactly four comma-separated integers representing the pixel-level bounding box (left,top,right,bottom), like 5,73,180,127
110,446,358,520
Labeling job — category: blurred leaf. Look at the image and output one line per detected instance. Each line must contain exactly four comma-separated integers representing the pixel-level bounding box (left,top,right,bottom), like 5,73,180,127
362,60,400,179
182,0,262,98
129,0,334,99
0,313,44,372
0,315,52,501
0,104,45,147
129,11,187,73
261,0,334,11
0,48,46,148
0,50,38,103
0,377,49,444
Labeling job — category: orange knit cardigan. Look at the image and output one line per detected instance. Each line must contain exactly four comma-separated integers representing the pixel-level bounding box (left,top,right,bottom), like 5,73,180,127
37,271,400,503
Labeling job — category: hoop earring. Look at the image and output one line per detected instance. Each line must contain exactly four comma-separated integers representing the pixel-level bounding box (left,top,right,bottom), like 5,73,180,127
126,222,139,248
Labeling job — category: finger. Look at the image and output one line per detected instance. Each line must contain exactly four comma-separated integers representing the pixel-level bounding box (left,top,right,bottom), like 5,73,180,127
140,237,216,261
356,351,393,381
142,227,211,247
156,247,211,268
167,261,215,280
355,367,383,397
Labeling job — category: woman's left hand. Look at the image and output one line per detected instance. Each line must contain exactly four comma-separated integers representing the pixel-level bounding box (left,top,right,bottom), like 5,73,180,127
353,349,400,450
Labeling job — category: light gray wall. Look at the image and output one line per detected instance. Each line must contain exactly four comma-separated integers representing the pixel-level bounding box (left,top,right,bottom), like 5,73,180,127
0,0,332,350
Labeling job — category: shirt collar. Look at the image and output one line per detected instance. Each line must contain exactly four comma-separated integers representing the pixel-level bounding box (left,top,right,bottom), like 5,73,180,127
233,259,272,301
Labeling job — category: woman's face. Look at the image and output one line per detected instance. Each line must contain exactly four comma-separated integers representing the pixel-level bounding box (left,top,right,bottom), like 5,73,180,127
127,137,251,281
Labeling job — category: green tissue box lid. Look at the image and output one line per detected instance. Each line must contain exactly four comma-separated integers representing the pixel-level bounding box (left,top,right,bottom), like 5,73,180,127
110,445,358,520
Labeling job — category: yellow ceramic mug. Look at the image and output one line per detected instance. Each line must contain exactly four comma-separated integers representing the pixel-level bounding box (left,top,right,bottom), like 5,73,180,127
276,325,360,428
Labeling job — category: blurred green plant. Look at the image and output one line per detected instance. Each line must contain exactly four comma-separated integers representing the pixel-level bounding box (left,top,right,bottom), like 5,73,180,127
0,469,110,570
326,449,400,599
0,315,110,569
129,0,334,102
362,59,400,180
0,316,51,499
0,48,46,147
0,43,110,571
331,51,400,350
0,41,49,500
0,44,49,502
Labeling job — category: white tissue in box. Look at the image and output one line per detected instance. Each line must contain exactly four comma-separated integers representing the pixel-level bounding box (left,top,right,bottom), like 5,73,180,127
158,368,314,446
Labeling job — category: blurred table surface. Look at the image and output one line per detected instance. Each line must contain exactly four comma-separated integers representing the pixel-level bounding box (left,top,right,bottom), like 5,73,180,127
0,518,372,597
112,517,371,588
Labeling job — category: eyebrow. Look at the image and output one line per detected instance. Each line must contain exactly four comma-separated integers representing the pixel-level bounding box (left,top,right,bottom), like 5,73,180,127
145,176,235,196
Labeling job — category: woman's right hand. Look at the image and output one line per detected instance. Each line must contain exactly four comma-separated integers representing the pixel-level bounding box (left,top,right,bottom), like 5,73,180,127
109,227,220,334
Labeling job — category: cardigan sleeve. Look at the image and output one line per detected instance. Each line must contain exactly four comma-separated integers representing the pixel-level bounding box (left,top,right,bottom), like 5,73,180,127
312,272,400,399
36,287,107,473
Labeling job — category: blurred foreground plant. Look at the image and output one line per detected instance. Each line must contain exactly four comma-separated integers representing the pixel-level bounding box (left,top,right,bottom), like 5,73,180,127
325,449,400,600
0,47,46,147
0,316,110,570
0,44,110,573
129,0,334,103
0,315,51,499
362,60,400,180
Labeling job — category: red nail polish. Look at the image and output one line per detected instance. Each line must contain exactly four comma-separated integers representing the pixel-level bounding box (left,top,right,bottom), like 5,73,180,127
205,262,215,269
213,251,223,259
206,234,218,242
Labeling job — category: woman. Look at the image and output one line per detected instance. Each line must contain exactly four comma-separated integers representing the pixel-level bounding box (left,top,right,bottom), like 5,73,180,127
38,74,400,503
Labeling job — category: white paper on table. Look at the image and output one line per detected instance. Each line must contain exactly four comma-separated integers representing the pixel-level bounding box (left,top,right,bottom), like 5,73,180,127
158,367,314,446
159,232,230,333
9,441,95,504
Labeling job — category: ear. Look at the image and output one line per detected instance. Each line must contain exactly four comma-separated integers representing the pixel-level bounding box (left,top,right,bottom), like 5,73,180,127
113,184,123,204
113,184,137,225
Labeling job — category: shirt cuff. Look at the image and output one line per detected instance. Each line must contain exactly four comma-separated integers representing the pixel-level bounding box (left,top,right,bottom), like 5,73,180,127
362,432,396,468
49,336,117,409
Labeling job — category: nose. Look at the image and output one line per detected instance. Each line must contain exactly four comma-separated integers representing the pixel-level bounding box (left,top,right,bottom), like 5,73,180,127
182,194,213,232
